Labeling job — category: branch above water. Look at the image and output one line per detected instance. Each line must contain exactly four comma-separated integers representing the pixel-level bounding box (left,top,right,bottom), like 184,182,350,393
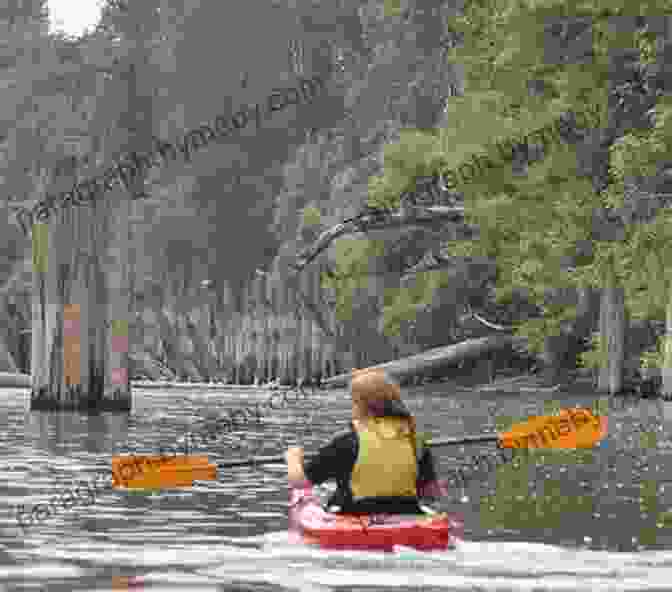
289,205,467,275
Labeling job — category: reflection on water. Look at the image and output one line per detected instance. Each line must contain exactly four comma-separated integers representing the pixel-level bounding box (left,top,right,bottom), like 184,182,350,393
0,383,672,590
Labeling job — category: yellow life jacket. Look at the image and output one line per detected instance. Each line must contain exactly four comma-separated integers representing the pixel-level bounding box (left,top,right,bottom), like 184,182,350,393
350,417,418,501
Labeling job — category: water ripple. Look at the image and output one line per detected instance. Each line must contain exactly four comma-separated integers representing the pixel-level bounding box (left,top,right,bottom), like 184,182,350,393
0,385,671,590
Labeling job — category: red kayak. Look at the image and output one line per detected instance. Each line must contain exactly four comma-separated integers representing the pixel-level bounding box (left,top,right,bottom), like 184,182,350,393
288,483,463,552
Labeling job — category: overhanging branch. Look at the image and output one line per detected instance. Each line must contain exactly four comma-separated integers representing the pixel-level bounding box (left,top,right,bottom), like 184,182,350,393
282,204,467,348
290,205,466,274
465,303,515,332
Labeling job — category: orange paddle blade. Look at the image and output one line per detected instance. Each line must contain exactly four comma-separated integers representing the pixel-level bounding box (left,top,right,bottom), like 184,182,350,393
112,455,217,489
498,408,607,450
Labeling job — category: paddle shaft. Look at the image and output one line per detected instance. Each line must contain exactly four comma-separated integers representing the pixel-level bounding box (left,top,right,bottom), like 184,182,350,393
217,433,500,468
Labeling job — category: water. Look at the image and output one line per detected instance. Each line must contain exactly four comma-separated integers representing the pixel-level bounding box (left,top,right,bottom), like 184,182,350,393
2,382,672,590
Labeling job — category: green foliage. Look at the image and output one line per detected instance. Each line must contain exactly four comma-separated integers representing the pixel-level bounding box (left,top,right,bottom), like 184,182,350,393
516,309,570,355
383,0,403,17
322,2,672,363
301,205,322,227
367,174,402,211
367,3,601,345
380,270,452,338
367,129,440,211
320,238,387,322
615,211,672,321
578,332,606,369
605,97,672,206
640,335,666,369
361,2,672,359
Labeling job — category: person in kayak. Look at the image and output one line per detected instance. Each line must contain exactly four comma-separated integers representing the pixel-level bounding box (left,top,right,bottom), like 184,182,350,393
285,368,447,515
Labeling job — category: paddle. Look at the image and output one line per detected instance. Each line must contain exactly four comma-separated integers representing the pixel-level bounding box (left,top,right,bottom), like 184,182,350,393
111,407,607,488
216,434,500,468
215,407,608,469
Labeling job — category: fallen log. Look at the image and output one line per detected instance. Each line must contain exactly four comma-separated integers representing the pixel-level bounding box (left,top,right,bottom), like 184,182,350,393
321,335,529,388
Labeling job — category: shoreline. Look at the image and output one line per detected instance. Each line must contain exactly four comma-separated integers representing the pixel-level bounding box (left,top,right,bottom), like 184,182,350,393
0,372,296,390
0,370,664,398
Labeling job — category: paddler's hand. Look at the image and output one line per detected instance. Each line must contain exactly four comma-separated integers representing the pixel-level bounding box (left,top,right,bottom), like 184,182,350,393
285,446,304,465
285,447,306,484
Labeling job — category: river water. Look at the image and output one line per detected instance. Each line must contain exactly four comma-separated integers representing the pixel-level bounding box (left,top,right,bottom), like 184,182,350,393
2,381,672,591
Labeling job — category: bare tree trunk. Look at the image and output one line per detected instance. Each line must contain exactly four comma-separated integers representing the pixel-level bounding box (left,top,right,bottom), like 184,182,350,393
240,282,251,384
0,293,21,372
235,310,243,384
321,266,337,379
264,275,278,382
280,283,292,385
133,351,164,381
0,331,18,373
219,280,232,380
597,259,626,395
230,312,239,384
298,271,311,383
311,268,322,383
260,275,270,383
540,334,570,386
291,288,300,386
160,307,184,380
253,276,266,383
185,318,213,380
192,291,214,380
574,286,600,339
235,284,245,384
30,1,161,411
30,160,131,411
324,304,337,378
662,279,672,397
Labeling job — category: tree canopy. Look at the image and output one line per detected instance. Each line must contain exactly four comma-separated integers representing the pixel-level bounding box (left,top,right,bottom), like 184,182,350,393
347,4,672,362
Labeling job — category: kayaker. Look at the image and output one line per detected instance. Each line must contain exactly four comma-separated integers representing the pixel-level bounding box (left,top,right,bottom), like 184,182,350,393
285,368,447,515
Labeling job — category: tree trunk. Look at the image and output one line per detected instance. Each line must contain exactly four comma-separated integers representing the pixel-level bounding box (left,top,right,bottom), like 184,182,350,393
540,334,570,386
311,267,322,383
597,261,626,395
159,307,184,380
131,351,164,381
297,271,310,383
321,268,337,379
8,293,32,373
185,318,214,380
254,276,267,383
662,279,672,398
281,283,293,385
230,312,239,384
262,276,271,382
240,282,251,384
30,168,132,411
30,2,160,411
0,331,18,373
574,286,600,339
193,291,217,380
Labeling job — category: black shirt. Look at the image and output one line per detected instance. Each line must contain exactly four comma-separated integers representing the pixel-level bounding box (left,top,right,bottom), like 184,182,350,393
304,423,439,514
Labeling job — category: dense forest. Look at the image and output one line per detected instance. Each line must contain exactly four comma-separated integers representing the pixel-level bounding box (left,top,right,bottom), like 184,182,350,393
1,0,672,408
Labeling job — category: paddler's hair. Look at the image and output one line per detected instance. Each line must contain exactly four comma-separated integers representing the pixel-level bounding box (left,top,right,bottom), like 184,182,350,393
350,369,417,456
